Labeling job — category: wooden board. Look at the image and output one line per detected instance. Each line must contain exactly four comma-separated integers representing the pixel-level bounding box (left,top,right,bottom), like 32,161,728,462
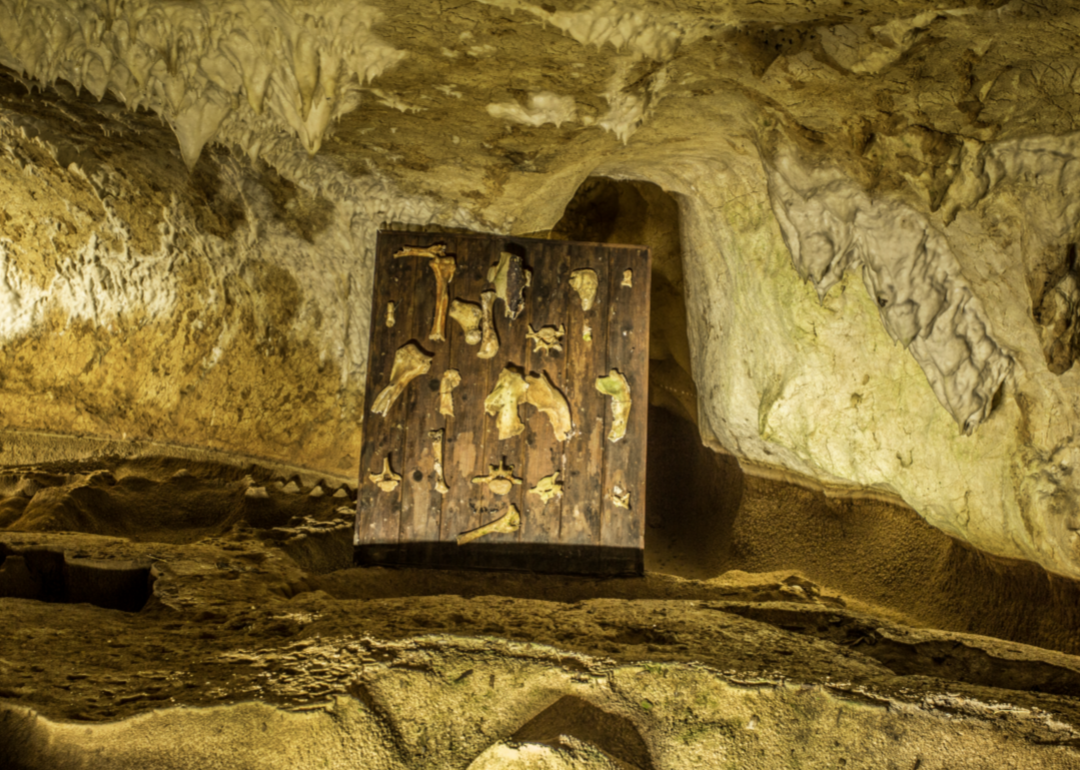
355,231,650,575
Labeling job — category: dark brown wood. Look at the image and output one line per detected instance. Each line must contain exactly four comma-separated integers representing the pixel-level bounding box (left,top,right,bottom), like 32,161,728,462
356,231,650,575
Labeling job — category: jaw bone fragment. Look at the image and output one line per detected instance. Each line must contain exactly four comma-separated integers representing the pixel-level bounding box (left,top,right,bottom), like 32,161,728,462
612,485,631,509
394,244,447,258
369,457,402,492
472,458,523,496
371,342,434,416
529,472,563,504
450,299,484,345
427,256,457,342
457,504,520,546
569,269,598,311
488,251,531,320
429,429,450,494
386,301,396,328
439,369,462,417
526,323,565,354
595,369,631,442
478,290,500,359
525,371,573,442
484,366,528,439
621,269,633,288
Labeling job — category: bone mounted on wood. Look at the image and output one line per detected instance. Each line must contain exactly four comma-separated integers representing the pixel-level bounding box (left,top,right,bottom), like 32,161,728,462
488,251,530,320
371,342,434,416
595,368,631,442
484,366,528,439
393,244,455,342
478,290,500,359
449,300,483,345
525,371,573,441
456,504,520,546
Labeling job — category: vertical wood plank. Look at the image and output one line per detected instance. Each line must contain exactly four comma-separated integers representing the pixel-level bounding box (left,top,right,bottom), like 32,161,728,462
398,235,457,550
440,235,493,553
600,246,651,551
356,232,419,546
559,243,609,551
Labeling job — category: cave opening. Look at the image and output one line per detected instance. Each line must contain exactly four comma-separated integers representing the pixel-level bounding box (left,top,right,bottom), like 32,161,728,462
549,177,743,579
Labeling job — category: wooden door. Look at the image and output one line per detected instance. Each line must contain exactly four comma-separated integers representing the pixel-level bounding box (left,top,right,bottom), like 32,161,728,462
354,231,650,575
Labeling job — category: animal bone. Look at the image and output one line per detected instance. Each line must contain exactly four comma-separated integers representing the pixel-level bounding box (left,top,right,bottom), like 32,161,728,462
394,244,447,258
371,342,433,416
488,251,531,319
472,459,522,496
621,269,633,288
525,371,573,442
529,472,563,504
583,323,592,342
595,369,631,442
427,256,456,342
612,485,631,509
369,457,402,492
569,268,598,311
439,369,462,417
386,301,396,328
478,290,500,359
526,323,565,354
457,504,520,546
429,429,450,494
484,366,528,439
449,299,483,345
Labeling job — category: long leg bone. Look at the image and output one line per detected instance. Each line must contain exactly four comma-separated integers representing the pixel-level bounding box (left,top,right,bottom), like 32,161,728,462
525,371,573,441
428,256,456,342
371,342,433,416
456,504,520,545
595,369,631,442
478,290,500,359
484,366,528,439
488,251,531,320
449,300,483,345
428,429,449,494
394,244,447,258
439,369,462,417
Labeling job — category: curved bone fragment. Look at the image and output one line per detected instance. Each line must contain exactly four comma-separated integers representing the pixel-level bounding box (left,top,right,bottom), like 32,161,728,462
427,256,457,342
457,504,520,546
394,244,447,259
450,300,484,345
529,472,563,504
484,366,528,439
439,369,462,417
525,371,573,442
595,369,631,442
429,429,450,495
488,251,531,319
612,485,631,509
369,457,402,493
478,290,500,359
569,269,598,311
526,324,565,354
472,459,522,496
371,342,433,416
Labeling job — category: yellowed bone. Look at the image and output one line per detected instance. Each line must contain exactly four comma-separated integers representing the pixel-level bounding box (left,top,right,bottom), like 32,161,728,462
428,256,456,342
439,369,461,417
429,429,449,494
369,457,401,492
612,485,631,509
621,269,633,288
478,290,500,359
488,251,531,319
484,366,528,439
472,459,522,496
569,269,598,311
595,369,631,442
529,472,563,504
525,371,573,442
457,504,520,545
526,323,565,354
394,244,447,259
449,300,483,345
386,301,396,328
371,342,433,416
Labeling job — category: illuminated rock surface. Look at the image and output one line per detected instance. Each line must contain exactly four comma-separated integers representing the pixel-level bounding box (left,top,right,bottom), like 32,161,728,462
4,0,1080,766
